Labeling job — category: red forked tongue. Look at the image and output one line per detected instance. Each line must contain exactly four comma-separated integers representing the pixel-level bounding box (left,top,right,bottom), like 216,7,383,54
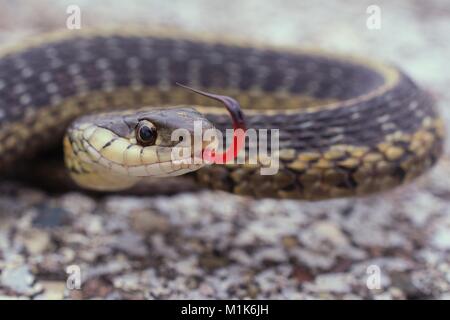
176,83,246,164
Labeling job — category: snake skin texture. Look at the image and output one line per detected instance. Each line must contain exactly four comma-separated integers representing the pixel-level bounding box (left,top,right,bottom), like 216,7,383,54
0,31,445,200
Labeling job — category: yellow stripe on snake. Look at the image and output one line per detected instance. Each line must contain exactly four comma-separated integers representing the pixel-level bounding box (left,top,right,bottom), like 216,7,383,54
0,30,445,200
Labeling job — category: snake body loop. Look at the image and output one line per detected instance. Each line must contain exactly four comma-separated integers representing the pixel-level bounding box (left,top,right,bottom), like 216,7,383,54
0,31,444,200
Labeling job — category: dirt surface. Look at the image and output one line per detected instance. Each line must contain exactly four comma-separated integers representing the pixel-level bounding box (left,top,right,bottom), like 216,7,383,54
0,0,449,299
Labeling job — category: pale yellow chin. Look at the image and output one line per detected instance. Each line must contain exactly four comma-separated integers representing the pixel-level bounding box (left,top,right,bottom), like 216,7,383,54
69,160,205,192
69,167,140,192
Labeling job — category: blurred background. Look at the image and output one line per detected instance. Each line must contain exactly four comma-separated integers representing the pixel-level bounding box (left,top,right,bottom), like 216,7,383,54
0,0,449,299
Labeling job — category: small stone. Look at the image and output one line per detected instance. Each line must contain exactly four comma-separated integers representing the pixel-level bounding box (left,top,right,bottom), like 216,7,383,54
431,226,450,250
174,258,199,276
254,247,287,263
292,249,336,270
22,228,51,255
60,193,97,216
389,287,406,299
305,273,352,294
39,281,66,300
112,232,148,257
84,260,130,281
1,265,39,296
130,209,170,233
113,273,141,292
105,196,150,216
299,221,349,251
32,204,71,228
83,215,104,234
199,283,215,297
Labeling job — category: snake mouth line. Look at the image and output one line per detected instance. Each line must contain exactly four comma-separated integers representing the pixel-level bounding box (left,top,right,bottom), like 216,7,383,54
79,137,205,177
129,157,205,178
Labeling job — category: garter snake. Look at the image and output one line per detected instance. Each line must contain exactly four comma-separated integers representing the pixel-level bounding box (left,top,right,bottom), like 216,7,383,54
0,30,445,200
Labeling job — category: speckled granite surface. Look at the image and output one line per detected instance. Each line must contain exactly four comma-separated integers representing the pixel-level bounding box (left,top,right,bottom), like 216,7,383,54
0,0,449,299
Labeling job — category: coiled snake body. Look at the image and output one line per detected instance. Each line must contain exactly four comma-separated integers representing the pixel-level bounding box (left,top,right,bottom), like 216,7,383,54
0,30,444,200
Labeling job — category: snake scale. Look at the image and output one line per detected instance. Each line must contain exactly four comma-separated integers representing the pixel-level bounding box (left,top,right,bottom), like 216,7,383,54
0,30,445,200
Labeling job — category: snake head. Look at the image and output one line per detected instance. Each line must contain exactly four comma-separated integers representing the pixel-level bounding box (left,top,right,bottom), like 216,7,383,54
64,107,218,191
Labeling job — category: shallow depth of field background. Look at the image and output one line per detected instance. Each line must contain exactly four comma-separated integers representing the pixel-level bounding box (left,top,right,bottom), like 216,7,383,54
0,0,449,299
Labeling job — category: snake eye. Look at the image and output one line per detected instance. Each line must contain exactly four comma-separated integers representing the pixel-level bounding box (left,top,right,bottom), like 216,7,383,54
136,121,157,146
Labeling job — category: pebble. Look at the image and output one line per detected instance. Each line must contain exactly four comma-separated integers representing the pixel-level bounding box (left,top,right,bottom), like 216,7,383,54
39,281,66,300
21,228,51,255
0,265,39,296
430,220,450,250
32,204,72,228
112,232,148,257
299,221,349,251
304,273,352,294
292,249,336,270
60,193,97,216
130,209,170,233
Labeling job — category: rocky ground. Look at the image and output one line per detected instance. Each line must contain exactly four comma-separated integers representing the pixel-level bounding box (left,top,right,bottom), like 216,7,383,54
0,0,449,299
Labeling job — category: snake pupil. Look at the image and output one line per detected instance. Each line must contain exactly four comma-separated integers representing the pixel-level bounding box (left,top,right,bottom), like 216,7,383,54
136,122,157,146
